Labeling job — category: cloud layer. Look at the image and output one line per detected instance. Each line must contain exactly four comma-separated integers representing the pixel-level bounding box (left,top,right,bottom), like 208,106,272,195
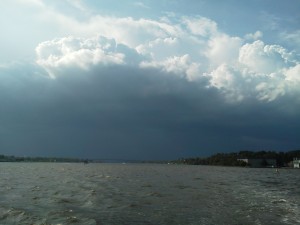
1,0,300,159
1,61,300,159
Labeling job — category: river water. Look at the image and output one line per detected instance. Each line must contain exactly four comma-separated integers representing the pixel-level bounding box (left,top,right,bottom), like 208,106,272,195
0,163,299,225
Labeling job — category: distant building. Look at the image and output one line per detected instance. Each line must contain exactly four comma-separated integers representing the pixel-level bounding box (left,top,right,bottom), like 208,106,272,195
293,158,300,168
237,158,277,168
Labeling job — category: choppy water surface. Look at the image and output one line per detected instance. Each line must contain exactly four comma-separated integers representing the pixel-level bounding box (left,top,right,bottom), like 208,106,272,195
0,163,299,225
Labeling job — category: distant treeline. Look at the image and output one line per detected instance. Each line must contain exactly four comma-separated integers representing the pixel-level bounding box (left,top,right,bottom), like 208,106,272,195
173,150,300,167
0,154,85,163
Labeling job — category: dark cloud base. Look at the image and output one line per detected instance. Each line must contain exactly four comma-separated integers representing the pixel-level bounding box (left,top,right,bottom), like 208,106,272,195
0,65,299,160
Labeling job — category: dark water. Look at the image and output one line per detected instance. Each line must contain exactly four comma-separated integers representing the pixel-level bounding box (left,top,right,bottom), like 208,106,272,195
0,163,299,225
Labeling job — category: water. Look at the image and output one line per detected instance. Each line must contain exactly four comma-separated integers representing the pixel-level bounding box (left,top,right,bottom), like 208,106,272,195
0,163,299,225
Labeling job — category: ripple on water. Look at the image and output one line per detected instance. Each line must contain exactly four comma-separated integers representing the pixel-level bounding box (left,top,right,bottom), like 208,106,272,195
0,163,299,225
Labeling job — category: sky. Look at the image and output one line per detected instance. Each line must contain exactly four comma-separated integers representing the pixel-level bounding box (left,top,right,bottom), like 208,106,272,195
0,0,300,160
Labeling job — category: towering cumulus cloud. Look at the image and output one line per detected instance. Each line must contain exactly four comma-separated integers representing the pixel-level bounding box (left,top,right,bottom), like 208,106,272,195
36,15,300,102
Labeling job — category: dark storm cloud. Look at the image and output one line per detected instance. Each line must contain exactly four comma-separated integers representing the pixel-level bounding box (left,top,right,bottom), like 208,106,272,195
0,64,300,160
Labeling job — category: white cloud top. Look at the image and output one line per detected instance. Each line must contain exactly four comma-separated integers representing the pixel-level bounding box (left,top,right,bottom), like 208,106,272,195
36,37,126,78
35,11,300,102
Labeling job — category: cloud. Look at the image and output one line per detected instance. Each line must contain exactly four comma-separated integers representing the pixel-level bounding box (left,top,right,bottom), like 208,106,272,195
66,0,88,12
140,54,202,81
205,64,246,102
36,36,144,78
133,2,150,9
239,40,296,74
182,16,218,37
280,30,300,50
35,12,300,103
13,0,295,103
2,1,300,159
236,40,300,101
1,62,300,159
205,34,242,67
285,64,300,83
0,62,214,159
244,31,263,41
205,40,300,102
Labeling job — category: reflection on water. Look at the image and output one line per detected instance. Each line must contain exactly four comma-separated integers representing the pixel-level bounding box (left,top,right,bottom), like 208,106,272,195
0,163,299,225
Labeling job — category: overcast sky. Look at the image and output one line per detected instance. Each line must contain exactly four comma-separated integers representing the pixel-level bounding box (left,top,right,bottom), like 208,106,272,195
0,0,300,160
